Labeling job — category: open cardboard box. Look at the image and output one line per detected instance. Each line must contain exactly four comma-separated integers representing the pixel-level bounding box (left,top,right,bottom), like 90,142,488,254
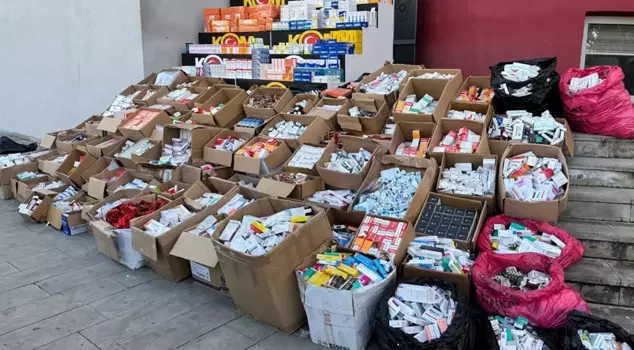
37,150,67,176
115,138,162,169
233,137,292,175
181,162,234,184
55,131,99,153
224,173,261,188
12,174,53,202
255,173,324,200
137,72,157,86
162,124,223,164
233,115,273,136
316,136,381,190
414,192,487,252
75,115,105,137
359,62,423,107
350,214,416,266
394,77,462,124
47,192,93,234
388,121,436,158
259,114,330,150
454,75,492,104
87,168,126,200
117,108,172,141
183,178,238,212
152,69,190,89
487,117,575,159
243,87,293,117
307,98,351,130
133,85,170,106
149,180,192,200
401,259,471,300
40,128,79,150
283,143,328,175
157,86,210,112
85,136,127,159
399,68,463,92
337,97,389,135
55,149,97,187
444,101,494,126
106,170,158,195
438,152,498,214
351,155,438,224
18,190,54,223
203,130,253,167
325,208,366,247
279,93,320,117
81,157,120,184
497,144,569,222
191,85,219,109
427,119,491,164
211,197,332,333
192,88,248,127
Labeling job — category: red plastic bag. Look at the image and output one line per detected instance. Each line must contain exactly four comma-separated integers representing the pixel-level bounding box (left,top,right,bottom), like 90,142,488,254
472,252,589,328
560,66,634,139
477,215,585,269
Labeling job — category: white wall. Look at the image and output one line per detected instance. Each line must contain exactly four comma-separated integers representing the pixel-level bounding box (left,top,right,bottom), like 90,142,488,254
0,0,145,138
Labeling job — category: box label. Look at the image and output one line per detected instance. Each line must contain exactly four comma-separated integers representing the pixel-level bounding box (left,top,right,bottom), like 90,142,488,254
191,262,211,282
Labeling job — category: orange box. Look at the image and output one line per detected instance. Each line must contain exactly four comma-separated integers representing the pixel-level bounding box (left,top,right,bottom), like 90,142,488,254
232,6,245,14
220,7,232,15
239,19,258,26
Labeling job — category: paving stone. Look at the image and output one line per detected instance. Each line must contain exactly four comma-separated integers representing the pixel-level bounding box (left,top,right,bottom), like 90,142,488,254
37,260,126,294
620,288,634,307
609,260,634,287
54,234,98,257
89,279,179,319
567,156,634,172
581,239,622,260
0,242,57,263
568,282,620,305
589,303,634,334
226,315,277,342
60,277,127,305
557,218,634,243
247,345,269,350
569,168,634,188
118,298,242,350
565,258,621,286
0,305,105,350
109,268,157,288
256,332,322,350
573,134,634,159
176,326,256,350
7,248,70,271
563,201,631,222
0,293,84,335
0,262,18,277
621,244,634,261
36,333,100,350
0,284,49,312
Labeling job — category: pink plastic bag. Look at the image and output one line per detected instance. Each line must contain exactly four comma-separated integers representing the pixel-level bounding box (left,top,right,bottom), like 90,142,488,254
472,252,589,328
560,66,634,139
477,215,585,269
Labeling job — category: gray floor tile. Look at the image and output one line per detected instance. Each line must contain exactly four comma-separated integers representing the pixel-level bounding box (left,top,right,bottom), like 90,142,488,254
89,279,178,319
226,315,277,342
0,293,84,335
0,283,49,311
61,277,127,305
109,268,157,288
7,248,69,271
37,260,126,294
176,326,256,350
0,262,18,276
257,332,321,350
0,305,105,350
35,333,100,350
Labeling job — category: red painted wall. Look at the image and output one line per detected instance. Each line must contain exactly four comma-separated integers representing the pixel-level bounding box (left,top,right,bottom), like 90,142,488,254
417,0,634,77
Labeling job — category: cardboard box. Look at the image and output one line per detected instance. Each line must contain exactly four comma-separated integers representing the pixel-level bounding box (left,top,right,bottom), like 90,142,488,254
233,115,273,136
255,174,324,200
47,193,92,233
282,143,328,175
203,130,253,167
259,114,331,150
415,192,487,252
297,243,396,350
337,97,389,135
388,122,437,158
224,173,261,188
162,124,222,164
157,86,210,112
401,261,471,300
130,198,215,281
117,108,172,141
316,136,381,190
40,129,78,150
153,69,190,89
115,139,162,169
14,175,54,202
85,136,127,159
54,132,99,153
37,151,67,176
443,101,494,126
487,118,575,159
181,162,234,184
279,93,320,117
497,144,569,222
87,168,126,200
18,191,54,223
211,198,332,333
133,86,170,106
191,86,220,108
106,170,158,195
55,149,97,187
192,88,248,127
399,68,462,92
233,137,293,175
438,152,498,214
359,63,424,107
137,72,157,86
150,180,191,200
352,155,438,224
80,157,120,183
307,98,351,130
75,115,105,137
243,87,293,117
183,178,238,212
393,77,462,123
325,209,366,243
427,119,491,164
454,75,491,103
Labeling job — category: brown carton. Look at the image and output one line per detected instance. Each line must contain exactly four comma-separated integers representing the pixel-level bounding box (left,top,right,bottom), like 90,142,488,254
394,77,462,123
337,97,389,135
162,124,222,164
157,86,210,112
255,174,324,200
307,98,351,129
325,208,366,242
191,86,220,108
415,192,487,252
497,144,569,222
55,132,98,153
0,162,37,187
224,173,261,188
388,122,437,158
85,136,127,159
402,261,471,300
192,88,248,127
444,101,494,127
47,192,91,231
282,143,328,175
279,93,320,117
243,87,293,117
352,155,438,224
427,119,491,164
487,118,575,159
37,151,67,177
115,139,162,169
233,137,292,175
211,198,332,332
40,129,75,150
55,149,97,187
400,68,463,92
81,157,120,183
75,115,105,137
106,170,158,195
454,75,492,104
134,86,170,106
152,69,190,88
359,62,424,107
233,115,273,136
182,178,238,212
259,114,330,150
150,180,191,200
117,108,172,141
18,191,54,223
13,175,51,202
351,215,416,266
87,169,125,200
203,130,253,167
438,152,498,214
137,72,157,86
181,162,234,184
316,136,380,190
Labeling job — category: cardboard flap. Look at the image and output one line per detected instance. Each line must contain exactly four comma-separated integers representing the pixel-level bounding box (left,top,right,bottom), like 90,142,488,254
382,155,436,169
563,119,575,158
170,232,219,267
91,221,120,262
256,178,295,198
337,116,363,132
131,230,159,262
355,99,380,113
98,117,123,133
40,135,57,149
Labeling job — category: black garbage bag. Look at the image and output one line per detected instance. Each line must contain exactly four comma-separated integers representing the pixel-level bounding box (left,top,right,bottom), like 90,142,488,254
561,311,634,349
0,136,37,155
490,57,563,117
471,303,559,349
374,277,471,350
